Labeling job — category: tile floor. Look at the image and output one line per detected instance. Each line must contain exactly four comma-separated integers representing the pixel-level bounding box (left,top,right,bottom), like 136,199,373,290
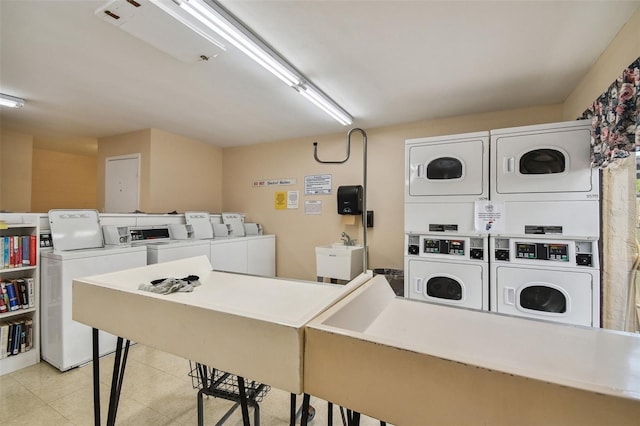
0,344,386,425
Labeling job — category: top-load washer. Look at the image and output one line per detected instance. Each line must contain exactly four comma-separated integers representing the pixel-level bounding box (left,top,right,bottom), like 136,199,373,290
490,120,600,238
405,131,489,234
40,210,147,371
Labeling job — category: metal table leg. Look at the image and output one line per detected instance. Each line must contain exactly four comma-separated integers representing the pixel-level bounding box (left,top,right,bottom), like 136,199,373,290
107,337,130,426
92,328,100,426
300,393,311,426
237,376,251,426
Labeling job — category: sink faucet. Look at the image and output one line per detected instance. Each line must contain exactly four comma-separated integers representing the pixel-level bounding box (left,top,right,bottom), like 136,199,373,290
341,232,355,246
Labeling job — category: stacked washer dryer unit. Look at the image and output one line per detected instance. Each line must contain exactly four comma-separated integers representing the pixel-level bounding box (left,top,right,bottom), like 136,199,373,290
404,131,490,311
489,120,601,327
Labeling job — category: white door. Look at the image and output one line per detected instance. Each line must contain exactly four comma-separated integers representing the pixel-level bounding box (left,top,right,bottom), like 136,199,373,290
494,266,594,326
105,155,140,213
405,258,486,310
491,126,593,195
405,134,488,200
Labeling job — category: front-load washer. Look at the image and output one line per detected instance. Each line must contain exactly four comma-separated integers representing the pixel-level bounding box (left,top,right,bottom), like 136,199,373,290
41,210,147,371
490,120,600,237
490,236,600,327
405,131,489,234
404,234,488,310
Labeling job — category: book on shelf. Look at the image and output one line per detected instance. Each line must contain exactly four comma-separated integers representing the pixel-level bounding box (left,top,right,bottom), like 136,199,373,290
30,235,37,266
1,234,37,269
27,278,35,307
4,280,19,311
22,235,29,266
0,318,33,359
0,281,9,310
0,322,8,358
2,236,8,268
17,279,28,309
0,292,6,314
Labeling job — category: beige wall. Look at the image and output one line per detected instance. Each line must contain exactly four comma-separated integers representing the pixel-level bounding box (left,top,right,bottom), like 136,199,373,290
31,148,97,212
0,130,33,212
564,8,640,119
148,129,222,213
97,128,222,213
223,104,564,280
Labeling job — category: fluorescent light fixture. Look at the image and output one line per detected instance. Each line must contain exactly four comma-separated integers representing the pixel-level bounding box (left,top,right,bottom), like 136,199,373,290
0,93,25,108
296,85,353,126
149,0,226,52
162,0,352,125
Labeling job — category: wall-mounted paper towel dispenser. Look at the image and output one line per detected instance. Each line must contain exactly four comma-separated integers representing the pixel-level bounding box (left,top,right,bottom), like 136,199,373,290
337,185,363,215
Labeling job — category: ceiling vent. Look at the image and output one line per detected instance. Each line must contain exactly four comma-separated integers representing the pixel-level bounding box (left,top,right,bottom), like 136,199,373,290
95,0,225,63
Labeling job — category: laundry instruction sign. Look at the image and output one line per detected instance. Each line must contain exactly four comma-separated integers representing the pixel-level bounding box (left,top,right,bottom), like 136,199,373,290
474,200,505,233
304,174,332,195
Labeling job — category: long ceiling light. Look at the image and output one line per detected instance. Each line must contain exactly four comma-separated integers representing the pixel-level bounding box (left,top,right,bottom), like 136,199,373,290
0,93,25,108
154,0,353,125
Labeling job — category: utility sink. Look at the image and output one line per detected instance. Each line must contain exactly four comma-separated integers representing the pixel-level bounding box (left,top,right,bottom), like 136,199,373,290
315,244,364,281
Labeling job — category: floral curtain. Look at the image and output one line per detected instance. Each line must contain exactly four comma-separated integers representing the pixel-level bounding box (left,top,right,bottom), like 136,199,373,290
580,57,640,168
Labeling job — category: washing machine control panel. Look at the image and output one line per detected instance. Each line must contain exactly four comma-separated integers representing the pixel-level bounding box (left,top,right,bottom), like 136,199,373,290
407,234,486,260
424,238,465,255
516,242,569,262
493,238,596,267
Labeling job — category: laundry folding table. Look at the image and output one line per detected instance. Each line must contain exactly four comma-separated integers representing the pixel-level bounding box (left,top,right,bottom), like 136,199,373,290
71,255,371,426
305,276,640,425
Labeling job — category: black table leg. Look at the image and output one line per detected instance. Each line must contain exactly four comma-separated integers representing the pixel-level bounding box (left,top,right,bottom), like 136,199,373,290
107,337,130,426
92,328,100,426
290,394,297,426
328,402,333,425
300,393,311,426
236,376,251,426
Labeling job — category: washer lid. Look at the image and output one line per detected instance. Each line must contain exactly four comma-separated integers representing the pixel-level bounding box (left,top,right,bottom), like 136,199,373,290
49,209,103,251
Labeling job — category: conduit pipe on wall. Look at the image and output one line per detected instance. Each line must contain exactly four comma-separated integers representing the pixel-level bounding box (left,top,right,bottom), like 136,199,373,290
313,128,368,272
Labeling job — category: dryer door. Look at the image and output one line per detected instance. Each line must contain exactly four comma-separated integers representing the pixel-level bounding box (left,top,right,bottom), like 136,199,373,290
494,266,595,326
406,258,486,310
406,138,486,198
492,126,593,195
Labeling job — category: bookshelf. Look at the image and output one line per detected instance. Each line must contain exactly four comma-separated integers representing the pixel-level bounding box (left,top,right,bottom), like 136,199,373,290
0,213,40,375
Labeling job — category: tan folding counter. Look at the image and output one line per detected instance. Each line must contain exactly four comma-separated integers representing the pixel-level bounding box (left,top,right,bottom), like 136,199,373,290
305,275,640,425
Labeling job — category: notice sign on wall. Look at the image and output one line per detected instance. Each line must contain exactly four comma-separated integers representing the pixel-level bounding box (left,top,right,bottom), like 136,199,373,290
305,200,322,215
275,192,287,210
304,174,332,195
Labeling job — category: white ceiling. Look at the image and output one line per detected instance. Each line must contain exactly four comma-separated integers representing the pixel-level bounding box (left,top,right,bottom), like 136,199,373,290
1,0,638,154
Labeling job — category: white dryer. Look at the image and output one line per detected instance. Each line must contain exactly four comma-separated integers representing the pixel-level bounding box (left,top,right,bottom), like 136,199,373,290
490,120,600,237
404,234,488,310
405,132,489,234
490,236,600,327
40,210,147,371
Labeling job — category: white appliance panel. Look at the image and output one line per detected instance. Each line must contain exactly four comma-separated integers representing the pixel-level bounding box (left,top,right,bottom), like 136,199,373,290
49,209,103,251
146,240,211,264
405,257,487,310
247,235,276,277
405,203,477,235
490,120,599,201
492,266,596,327
211,239,248,273
405,132,489,203
498,200,600,238
185,211,214,239
40,246,147,370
